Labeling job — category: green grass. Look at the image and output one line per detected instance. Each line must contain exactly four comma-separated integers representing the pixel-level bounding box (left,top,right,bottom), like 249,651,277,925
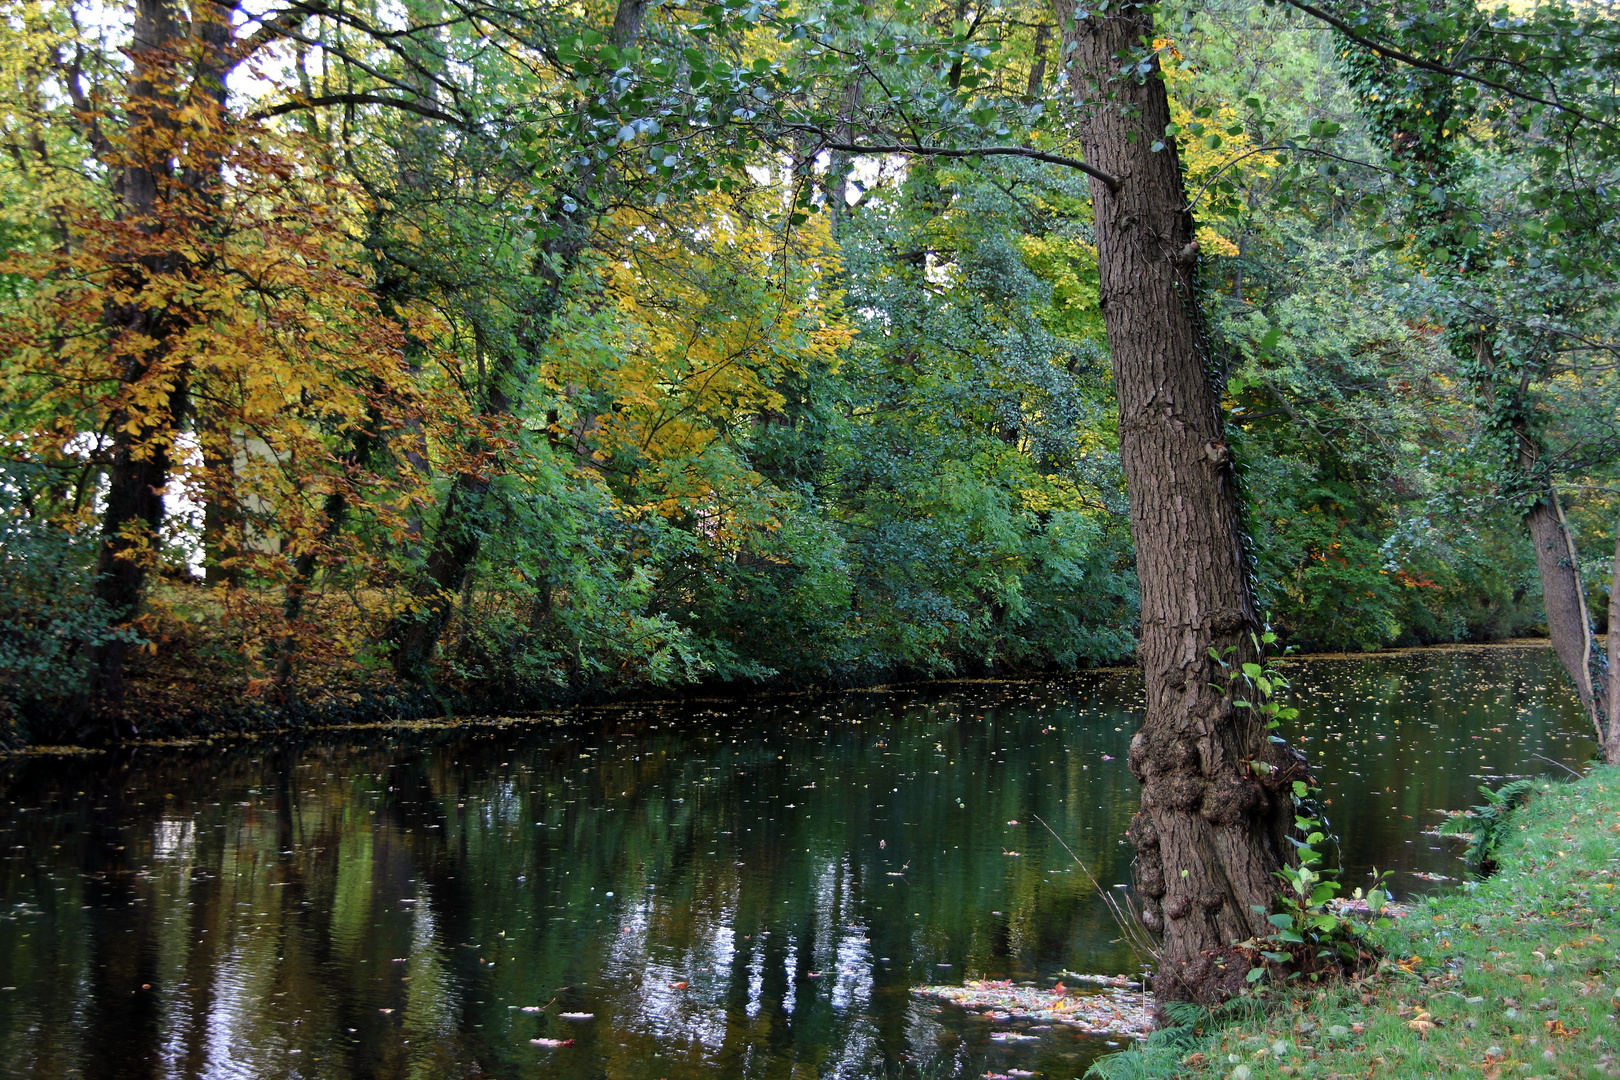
1095,766,1620,1080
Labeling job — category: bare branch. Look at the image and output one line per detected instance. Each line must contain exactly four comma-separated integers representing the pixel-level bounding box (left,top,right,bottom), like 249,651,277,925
250,93,465,126
808,133,1120,189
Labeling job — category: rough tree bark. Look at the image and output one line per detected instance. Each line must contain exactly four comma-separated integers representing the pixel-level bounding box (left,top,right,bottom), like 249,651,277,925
1501,357,1615,759
1050,0,1304,1002
1525,493,1597,715
1521,476,1620,765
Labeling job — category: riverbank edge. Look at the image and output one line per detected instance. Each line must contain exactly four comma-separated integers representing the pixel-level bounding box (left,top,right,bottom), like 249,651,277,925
1092,764,1620,1080
2,638,1564,754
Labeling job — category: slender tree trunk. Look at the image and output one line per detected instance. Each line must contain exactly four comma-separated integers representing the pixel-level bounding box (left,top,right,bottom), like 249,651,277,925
1470,337,1610,757
202,434,241,588
1526,493,1598,718
1052,0,1302,1003
1608,520,1620,765
1025,23,1051,100
275,417,380,688
385,0,650,680
1511,412,1606,746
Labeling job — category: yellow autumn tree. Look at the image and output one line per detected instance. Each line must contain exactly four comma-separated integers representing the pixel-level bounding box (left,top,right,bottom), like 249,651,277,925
548,186,851,538
0,88,464,724
1157,36,1280,261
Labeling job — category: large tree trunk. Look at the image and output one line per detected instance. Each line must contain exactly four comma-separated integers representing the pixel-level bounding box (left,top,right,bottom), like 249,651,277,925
78,0,220,731
1052,0,1302,1003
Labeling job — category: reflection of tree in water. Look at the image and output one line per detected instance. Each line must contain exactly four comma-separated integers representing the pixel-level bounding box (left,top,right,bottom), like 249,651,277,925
1,654,1579,1079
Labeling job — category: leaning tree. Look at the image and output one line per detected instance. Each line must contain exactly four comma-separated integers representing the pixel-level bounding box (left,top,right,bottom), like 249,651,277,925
1049,0,1305,1000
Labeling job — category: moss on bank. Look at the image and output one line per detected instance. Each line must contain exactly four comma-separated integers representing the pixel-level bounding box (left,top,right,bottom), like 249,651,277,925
1097,766,1620,1080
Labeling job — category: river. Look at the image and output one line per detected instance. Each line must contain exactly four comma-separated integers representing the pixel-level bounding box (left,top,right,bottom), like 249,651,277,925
0,645,1596,1079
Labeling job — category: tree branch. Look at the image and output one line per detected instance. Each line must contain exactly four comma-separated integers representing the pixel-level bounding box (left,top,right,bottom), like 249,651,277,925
215,0,326,57
1183,144,1390,210
250,92,465,126
1279,0,1615,129
818,138,1119,190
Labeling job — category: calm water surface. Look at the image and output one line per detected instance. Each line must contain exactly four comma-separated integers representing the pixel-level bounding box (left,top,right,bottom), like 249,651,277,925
0,646,1596,1079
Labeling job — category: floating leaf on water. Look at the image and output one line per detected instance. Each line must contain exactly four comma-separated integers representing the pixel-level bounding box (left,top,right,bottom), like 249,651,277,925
530,1038,574,1047
914,979,1152,1038
558,1012,594,1020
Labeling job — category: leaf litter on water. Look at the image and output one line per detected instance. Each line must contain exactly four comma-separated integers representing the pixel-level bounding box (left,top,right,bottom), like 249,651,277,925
913,977,1153,1038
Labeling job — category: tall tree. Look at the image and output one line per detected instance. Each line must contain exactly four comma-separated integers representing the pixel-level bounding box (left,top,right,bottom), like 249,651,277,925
1051,0,1303,1001
382,0,657,679
1327,0,1620,761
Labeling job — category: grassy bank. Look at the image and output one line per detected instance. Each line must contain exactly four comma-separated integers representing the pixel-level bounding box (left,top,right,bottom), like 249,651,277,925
1099,766,1620,1080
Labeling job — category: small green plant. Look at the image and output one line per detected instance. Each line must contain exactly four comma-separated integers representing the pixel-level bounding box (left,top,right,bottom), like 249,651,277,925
1241,811,1391,986
1209,626,1300,738
1085,999,1269,1079
1211,626,1387,988
1439,778,1535,876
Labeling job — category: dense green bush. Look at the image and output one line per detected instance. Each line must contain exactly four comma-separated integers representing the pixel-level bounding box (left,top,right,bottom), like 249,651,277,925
0,462,139,742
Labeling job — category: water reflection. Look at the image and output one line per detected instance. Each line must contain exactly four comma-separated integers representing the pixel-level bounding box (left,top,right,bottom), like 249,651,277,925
0,647,1594,1079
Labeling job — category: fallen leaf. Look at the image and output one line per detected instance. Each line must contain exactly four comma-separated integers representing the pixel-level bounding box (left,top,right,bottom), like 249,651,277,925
529,1038,574,1047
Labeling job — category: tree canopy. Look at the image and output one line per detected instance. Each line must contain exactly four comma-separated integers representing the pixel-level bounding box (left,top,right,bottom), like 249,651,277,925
0,0,1615,752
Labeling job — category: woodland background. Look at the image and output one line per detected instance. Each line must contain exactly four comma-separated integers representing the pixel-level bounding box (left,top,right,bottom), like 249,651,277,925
0,0,1615,743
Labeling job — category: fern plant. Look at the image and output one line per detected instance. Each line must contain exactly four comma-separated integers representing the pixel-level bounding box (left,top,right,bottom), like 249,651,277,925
1439,778,1536,876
